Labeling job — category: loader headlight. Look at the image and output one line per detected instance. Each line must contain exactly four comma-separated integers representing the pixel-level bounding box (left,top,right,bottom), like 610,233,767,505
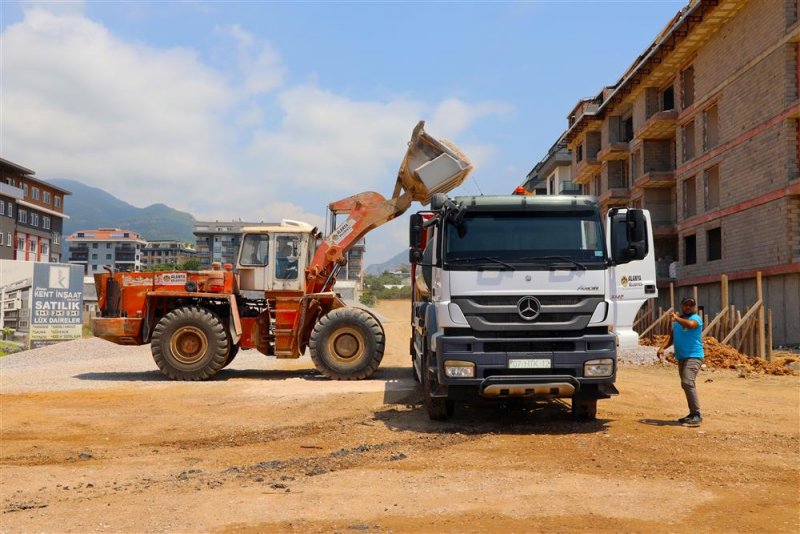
584,358,614,377
444,360,475,378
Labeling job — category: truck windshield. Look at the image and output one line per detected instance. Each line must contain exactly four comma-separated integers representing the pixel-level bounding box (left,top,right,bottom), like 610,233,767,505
444,211,606,269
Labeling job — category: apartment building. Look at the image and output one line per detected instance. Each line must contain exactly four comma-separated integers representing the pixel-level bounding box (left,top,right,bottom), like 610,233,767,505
0,158,71,262
67,228,147,274
525,0,800,344
521,138,580,195
141,241,197,269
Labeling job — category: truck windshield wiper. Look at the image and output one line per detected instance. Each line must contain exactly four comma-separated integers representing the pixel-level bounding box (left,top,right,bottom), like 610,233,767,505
447,256,515,270
517,255,588,270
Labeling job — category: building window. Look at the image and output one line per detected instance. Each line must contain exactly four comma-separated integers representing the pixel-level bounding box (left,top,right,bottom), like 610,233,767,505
0,200,4,215
106,253,112,260
17,237,24,251
684,234,697,265
43,191,51,204
18,209,27,224
576,144,584,162
622,115,634,143
29,240,36,253
703,104,719,151
43,216,51,230
681,65,695,109
54,196,61,208
23,184,28,196
92,243,98,249
6,233,11,247
92,254,98,260
31,213,39,227
7,204,11,218
31,187,39,200
682,121,696,162
683,176,697,219
42,242,49,256
52,232,60,245
661,84,675,111
704,165,720,210
707,228,722,261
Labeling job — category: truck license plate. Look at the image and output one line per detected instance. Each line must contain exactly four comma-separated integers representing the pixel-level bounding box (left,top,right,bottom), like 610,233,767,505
509,359,551,369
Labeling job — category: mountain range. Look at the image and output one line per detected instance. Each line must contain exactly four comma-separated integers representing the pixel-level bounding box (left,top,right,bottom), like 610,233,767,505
365,249,409,275
52,179,196,242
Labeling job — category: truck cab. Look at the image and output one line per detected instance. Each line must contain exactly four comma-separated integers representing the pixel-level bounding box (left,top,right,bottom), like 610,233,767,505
236,220,320,293
409,194,656,420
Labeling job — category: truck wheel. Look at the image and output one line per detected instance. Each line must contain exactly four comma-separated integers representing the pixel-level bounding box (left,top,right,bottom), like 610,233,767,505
571,395,597,421
423,352,454,421
151,306,228,381
309,307,385,380
223,342,240,369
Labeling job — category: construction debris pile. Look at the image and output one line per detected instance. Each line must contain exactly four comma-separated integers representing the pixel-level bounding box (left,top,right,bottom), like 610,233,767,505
640,335,798,376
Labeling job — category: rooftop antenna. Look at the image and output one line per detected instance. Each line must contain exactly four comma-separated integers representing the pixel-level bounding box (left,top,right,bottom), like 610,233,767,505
471,174,484,196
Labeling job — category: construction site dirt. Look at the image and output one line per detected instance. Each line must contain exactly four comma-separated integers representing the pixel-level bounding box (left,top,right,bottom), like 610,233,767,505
1,300,798,533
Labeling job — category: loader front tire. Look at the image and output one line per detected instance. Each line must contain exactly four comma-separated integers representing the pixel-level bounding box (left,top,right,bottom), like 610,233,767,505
151,306,228,381
309,307,385,380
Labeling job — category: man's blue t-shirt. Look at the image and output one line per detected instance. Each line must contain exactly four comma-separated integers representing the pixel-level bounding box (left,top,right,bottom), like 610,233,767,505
673,313,704,359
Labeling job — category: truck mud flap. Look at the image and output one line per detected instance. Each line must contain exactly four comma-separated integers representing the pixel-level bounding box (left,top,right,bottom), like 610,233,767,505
479,375,580,399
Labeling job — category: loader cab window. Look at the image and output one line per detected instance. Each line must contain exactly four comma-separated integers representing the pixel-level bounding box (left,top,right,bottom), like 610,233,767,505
240,234,269,266
275,235,300,280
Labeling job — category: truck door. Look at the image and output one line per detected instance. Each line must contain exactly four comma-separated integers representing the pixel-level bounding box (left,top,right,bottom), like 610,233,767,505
606,209,658,348
273,234,303,291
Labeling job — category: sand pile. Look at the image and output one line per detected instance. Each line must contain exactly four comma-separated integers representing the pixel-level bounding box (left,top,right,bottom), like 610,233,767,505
640,335,797,376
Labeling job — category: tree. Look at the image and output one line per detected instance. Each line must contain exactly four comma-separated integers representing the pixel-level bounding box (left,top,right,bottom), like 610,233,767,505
180,258,201,271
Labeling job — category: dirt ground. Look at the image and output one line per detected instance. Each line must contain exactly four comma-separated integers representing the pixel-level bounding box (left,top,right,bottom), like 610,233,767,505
1,300,798,533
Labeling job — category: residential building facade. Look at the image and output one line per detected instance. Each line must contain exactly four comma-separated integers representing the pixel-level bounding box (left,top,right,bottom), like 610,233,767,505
0,158,71,262
521,138,579,195
524,0,800,345
67,228,147,274
142,241,197,269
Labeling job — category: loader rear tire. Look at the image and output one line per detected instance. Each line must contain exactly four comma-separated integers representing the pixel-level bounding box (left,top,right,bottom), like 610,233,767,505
309,307,385,380
151,306,228,381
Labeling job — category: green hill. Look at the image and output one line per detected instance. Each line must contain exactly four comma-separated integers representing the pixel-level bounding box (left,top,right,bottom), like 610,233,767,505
51,179,196,242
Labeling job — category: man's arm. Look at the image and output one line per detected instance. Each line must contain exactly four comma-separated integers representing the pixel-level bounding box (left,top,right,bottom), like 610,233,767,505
671,312,699,329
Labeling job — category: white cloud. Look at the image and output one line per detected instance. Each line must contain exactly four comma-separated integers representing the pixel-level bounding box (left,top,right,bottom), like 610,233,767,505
1,7,511,264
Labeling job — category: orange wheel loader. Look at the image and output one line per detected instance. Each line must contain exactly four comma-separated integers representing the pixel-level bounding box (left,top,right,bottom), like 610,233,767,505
91,122,472,381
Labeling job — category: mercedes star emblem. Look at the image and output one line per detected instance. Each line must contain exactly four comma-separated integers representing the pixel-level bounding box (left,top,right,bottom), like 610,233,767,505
517,296,541,321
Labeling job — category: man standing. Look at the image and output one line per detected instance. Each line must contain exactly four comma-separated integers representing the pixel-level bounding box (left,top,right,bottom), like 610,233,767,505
657,296,704,425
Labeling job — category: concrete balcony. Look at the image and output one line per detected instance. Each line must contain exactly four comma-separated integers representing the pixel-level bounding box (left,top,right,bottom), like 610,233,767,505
652,222,678,236
636,110,678,140
632,170,676,189
574,157,601,184
597,142,629,162
598,188,631,208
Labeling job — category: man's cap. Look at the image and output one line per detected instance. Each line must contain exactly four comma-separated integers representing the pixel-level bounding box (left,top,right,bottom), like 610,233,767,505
681,296,696,305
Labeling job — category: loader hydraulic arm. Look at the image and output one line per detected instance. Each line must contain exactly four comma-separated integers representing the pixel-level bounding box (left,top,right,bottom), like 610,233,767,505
305,121,472,294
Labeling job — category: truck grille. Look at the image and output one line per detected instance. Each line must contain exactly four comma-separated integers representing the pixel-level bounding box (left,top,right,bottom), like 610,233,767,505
451,295,604,332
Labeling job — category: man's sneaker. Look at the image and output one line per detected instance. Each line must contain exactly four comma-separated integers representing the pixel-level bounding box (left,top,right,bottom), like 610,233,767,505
677,413,693,423
684,413,703,426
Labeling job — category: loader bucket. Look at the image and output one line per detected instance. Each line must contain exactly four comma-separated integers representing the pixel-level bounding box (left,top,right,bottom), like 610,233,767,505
397,121,473,205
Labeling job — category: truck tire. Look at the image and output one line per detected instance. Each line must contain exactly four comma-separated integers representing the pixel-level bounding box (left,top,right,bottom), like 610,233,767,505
423,351,454,421
151,306,228,381
309,307,385,380
222,342,240,369
571,395,597,421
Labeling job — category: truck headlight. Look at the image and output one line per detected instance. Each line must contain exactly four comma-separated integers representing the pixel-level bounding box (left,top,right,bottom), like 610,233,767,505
444,360,475,378
584,358,614,377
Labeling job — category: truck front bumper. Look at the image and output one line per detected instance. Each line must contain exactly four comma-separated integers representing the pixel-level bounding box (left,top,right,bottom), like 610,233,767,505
432,329,619,399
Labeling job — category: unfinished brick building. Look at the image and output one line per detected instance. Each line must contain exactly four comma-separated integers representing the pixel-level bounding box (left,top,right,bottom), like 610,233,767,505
526,0,799,345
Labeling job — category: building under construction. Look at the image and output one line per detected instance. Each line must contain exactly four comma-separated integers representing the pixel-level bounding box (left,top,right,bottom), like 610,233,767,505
522,0,799,345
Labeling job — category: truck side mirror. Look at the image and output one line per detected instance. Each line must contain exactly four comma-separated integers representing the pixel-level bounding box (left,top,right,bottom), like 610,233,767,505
610,209,648,264
409,213,424,264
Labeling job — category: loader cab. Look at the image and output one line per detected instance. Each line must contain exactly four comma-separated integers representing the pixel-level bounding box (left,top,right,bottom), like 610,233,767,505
236,220,319,293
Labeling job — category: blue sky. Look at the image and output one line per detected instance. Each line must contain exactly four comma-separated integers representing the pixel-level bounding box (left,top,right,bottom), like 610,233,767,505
2,0,684,264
